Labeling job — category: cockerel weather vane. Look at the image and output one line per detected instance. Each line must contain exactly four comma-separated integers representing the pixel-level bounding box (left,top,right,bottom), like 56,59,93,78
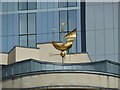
51,23,76,63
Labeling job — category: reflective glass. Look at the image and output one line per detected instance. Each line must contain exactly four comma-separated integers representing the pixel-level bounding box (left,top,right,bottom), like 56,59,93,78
105,30,114,54
54,11,59,33
48,12,54,33
7,36,14,52
2,14,8,36
94,4,104,30
68,2,77,7
28,2,37,10
7,2,14,11
86,31,95,56
19,14,27,34
2,2,8,11
28,13,36,34
68,10,77,31
20,36,27,46
41,12,48,33
19,2,27,10
76,31,81,52
14,14,19,35
39,2,47,9
8,14,14,36
60,10,67,31
2,37,8,52
48,2,55,8
95,30,104,55
36,12,42,34
14,36,19,46
58,2,67,7
86,5,95,31
104,4,113,29
28,35,36,47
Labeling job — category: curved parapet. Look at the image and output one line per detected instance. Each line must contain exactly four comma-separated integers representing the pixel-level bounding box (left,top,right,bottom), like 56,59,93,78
2,59,120,89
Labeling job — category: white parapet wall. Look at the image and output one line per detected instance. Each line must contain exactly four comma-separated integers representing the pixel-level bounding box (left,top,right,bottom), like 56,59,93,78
0,53,8,65
1,43,91,65
2,72,120,89
37,43,91,63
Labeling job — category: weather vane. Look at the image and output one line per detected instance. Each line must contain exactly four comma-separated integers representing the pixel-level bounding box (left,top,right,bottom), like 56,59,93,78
51,23,76,63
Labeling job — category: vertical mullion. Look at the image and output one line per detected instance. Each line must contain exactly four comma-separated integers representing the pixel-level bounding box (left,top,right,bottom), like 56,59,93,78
27,13,28,46
81,1,86,52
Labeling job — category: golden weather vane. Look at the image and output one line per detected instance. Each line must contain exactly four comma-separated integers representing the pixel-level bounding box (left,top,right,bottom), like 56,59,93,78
51,23,76,63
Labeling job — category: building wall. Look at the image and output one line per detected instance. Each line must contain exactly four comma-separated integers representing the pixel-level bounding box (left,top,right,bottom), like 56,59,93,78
2,72,120,89
86,2,119,62
0,1,119,62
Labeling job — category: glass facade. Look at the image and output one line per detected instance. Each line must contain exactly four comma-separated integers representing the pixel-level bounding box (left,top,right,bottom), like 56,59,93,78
86,2,119,62
1,2,81,54
0,1,119,63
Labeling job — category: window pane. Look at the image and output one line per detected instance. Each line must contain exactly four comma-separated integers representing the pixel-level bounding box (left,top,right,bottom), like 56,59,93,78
19,14,27,34
28,13,36,34
68,10,77,31
19,2,27,10
58,2,67,7
20,36,27,46
28,2,37,10
28,35,36,47
41,12,48,33
68,2,77,7
60,11,67,31
40,2,47,9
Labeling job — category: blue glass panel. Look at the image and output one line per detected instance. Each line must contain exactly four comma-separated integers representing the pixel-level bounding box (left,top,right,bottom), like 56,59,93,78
68,10,77,31
14,2,18,11
7,2,14,11
0,2,2,12
77,10,81,31
60,10,67,31
48,2,55,8
0,36,2,52
54,11,59,33
19,2,27,10
69,38,77,53
14,36,19,46
40,2,47,9
19,14,27,34
47,33,52,42
8,14,14,36
2,14,8,36
41,12,48,33
2,37,8,52
14,14,19,35
36,13,42,34
48,12,54,33
54,32,60,42
28,35,36,47
37,2,40,9
0,15,2,37
28,13,36,34
68,2,77,7
42,34,48,42
28,2,37,10
36,35,42,43
2,2,8,11
20,36,27,46
77,31,81,52
59,2,67,7
8,36,14,52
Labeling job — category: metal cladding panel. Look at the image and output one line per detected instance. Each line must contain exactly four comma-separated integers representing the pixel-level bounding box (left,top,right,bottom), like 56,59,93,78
31,61,42,71
107,62,119,75
13,64,20,75
2,59,120,79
